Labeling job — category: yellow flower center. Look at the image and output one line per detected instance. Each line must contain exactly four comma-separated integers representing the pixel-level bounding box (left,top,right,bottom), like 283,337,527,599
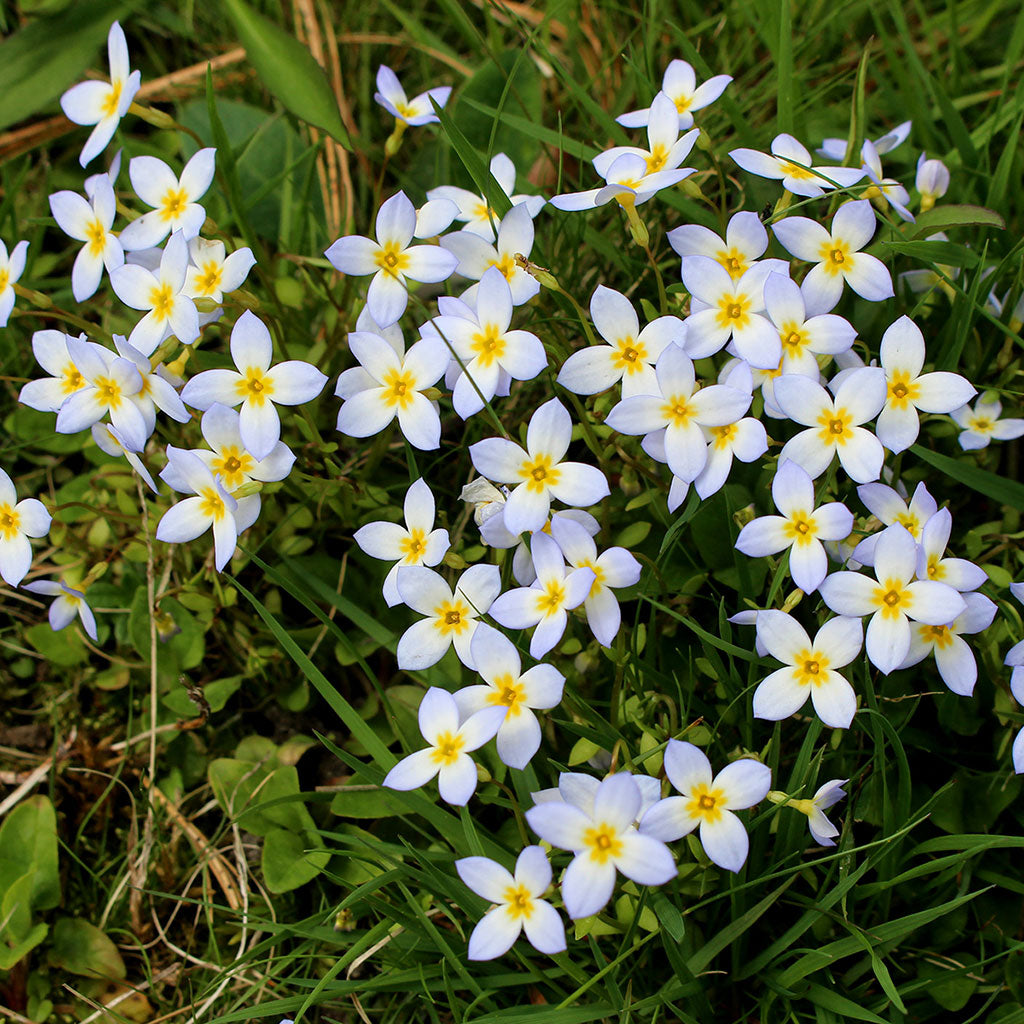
212,446,255,490
488,674,526,716
817,408,851,446
236,367,274,406
887,372,920,409
924,623,954,648
820,240,854,276
380,367,416,409
473,202,496,223
195,261,224,296
374,241,410,277
662,394,694,428
0,504,21,541
894,512,921,538
434,599,471,636
580,558,606,598
780,159,818,182
85,218,107,259
779,323,807,356
674,94,692,114
784,513,816,545
535,579,566,616
395,102,418,120
717,248,748,279
645,143,669,174
971,416,994,433
0,269,8,292
399,527,427,563
519,454,560,493
470,325,506,366
430,730,465,766
488,252,517,280
686,783,726,824
715,294,750,331
613,336,648,373
94,375,123,409
502,884,535,919
926,556,944,581
62,364,85,395
160,187,189,223
583,824,623,864
874,579,911,619
198,487,226,521
149,282,175,322
794,648,831,686
100,80,123,119
711,423,736,449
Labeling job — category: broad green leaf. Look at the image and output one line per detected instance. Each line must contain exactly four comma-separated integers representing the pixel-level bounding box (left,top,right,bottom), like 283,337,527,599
261,828,328,894
48,918,125,980
883,239,980,268
910,204,1005,239
221,0,350,149
329,785,405,819
0,796,60,912
0,1,130,132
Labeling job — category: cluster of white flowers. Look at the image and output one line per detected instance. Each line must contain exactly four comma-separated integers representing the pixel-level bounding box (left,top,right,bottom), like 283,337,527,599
3,30,1023,969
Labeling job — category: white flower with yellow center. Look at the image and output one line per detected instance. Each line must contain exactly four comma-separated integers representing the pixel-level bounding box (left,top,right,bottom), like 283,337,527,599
549,150,694,214
353,478,450,607
873,316,976,453
730,133,865,198
751,610,863,728
915,153,950,212
639,740,771,873
593,92,700,180
325,191,458,327
489,533,595,659
762,273,857,378
49,175,123,301
850,481,937,566
898,592,997,696
0,239,29,328
605,345,751,483
183,237,256,303
335,333,448,450
453,627,565,769
556,285,683,399
772,200,894,314
773,367,887,483
427,152,545,241
0,467,51,587
859,139,914,223
549,515,641,648
526,772,676,919
18,330,102,413
682,256,781,368
374,64,451,127
439,202,540,306
668,211,787,282
23,579,98,642
770,778,848,847
112,335,190,437
54,337,147,451
110,230,199,356
735,459,853,594
456,846,566,960
951,396,1024,450
914,508,988,592
59,21,140,167
395,564,501,670
422,266,547,419
469,398,610,536
819,523,967,674
156,447,241,572
118,148,216,251
382,686,505,806
617,59,732,130
181,310,328,461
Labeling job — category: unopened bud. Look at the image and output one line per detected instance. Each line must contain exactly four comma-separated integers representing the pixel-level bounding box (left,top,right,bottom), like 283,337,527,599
515,253,559,291
384,120,407,157
232,480,263,499
129,103,178,131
